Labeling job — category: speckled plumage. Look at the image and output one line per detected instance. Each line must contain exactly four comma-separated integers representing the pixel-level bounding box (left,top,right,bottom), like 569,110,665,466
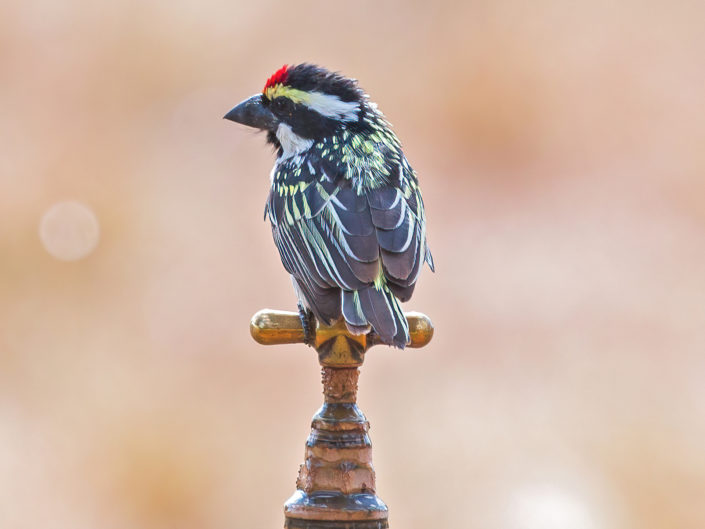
228,64,433,347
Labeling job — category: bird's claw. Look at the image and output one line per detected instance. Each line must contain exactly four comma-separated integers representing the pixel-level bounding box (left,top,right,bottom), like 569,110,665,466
298,303,317,347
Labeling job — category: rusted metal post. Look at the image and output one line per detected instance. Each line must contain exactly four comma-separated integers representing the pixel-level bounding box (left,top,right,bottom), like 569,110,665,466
250,310,433,529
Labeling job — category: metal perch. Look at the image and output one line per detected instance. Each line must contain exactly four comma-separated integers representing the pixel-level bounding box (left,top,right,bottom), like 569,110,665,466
250,310,434,529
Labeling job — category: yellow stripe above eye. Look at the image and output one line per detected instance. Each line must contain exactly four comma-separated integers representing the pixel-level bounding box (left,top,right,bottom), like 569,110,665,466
264,84,311,104
264,84,360,121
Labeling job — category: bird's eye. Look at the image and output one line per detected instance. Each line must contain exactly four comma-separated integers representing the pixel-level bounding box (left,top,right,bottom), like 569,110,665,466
272,97,292,114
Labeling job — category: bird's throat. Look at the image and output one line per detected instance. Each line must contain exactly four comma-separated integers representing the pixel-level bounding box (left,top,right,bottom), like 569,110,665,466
276,123,314,160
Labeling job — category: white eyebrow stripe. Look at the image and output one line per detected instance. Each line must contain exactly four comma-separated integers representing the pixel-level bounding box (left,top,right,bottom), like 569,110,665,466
303,91,359,121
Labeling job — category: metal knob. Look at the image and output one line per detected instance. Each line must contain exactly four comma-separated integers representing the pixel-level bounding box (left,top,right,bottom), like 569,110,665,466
250,309,434,366
249,309,434,527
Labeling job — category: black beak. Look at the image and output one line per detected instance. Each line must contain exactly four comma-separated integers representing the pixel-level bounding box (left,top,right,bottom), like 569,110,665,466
224,94,278,130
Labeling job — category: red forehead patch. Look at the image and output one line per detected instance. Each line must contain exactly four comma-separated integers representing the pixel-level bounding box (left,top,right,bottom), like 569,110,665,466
263,65,289,92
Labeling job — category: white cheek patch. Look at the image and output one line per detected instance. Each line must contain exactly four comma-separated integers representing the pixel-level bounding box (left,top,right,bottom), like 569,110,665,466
304,91,360,121
276,123,314,159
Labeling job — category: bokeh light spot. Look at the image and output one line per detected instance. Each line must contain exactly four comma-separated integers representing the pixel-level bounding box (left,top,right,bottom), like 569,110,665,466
39,201,100,261
509,485,596,529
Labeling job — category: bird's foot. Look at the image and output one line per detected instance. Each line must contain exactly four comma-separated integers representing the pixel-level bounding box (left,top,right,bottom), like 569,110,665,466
297,303,317,347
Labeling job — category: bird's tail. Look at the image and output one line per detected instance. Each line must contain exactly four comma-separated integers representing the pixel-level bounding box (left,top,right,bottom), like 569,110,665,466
341,283,409,348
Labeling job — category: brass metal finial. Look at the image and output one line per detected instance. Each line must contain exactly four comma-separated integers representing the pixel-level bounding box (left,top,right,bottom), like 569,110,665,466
250,309,434,528
250,309,434,367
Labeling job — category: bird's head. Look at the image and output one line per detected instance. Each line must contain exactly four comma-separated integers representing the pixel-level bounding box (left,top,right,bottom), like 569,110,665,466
224,64,366,153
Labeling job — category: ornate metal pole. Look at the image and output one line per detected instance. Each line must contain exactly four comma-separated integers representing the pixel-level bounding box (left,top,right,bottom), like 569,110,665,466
250,310,434,529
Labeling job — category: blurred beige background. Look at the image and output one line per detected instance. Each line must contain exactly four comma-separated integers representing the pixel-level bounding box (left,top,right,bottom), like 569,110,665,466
1,1,704,528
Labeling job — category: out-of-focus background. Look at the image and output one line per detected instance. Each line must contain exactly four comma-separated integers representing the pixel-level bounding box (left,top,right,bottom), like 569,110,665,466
2,1,704,528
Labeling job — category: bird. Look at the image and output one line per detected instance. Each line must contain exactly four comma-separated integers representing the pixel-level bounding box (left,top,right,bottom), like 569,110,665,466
224,64,433,348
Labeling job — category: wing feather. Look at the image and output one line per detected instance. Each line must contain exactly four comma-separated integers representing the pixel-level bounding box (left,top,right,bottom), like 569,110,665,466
266,147,432,348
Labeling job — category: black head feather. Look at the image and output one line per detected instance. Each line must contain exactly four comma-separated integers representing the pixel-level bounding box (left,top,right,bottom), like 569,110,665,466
284,64,364,103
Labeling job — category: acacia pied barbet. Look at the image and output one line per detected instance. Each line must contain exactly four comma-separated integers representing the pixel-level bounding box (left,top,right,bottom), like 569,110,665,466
225,64,434,348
